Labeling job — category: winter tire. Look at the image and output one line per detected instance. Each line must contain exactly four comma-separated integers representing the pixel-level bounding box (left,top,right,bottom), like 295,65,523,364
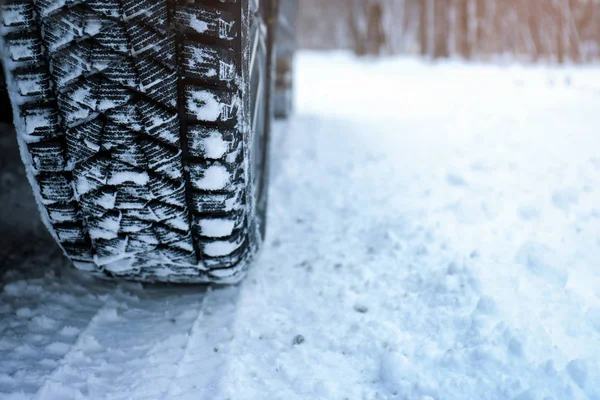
0,0,276,283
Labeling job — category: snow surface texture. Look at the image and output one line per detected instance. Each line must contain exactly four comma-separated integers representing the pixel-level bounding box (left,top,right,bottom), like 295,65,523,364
1,52,599,399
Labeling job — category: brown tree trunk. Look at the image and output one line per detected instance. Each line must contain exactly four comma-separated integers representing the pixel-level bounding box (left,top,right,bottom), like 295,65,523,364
419,0,429,56
457,0,471,58
433,0,449,58
366,1,387,55
349,0,387,56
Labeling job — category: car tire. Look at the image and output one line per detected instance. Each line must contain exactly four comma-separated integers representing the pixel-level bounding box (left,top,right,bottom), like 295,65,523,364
0,0,275,283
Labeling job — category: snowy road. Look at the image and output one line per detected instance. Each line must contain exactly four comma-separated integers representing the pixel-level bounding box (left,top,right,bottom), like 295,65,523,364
1,53,600,399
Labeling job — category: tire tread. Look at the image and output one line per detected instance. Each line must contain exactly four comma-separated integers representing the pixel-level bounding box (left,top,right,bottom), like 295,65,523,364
0,0,256,282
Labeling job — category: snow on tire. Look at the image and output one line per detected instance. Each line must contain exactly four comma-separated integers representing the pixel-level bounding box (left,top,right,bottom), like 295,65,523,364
0,0,272,283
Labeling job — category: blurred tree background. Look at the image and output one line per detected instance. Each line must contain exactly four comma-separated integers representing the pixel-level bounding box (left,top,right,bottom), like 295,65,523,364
298,0,600,63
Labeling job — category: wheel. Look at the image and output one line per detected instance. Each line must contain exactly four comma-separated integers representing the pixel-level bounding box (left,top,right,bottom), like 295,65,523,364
274,0,296,119
0,0,274,283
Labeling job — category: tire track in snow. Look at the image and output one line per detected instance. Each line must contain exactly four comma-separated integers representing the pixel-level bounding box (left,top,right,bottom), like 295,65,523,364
34,292,118,399
30,284,219,399
160,286,242,400
0,260,119,397
12,279,240,399
158,288,210,399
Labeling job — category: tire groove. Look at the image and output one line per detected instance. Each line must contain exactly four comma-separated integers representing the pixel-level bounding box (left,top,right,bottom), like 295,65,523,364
170,0,202,263
30,0,93,256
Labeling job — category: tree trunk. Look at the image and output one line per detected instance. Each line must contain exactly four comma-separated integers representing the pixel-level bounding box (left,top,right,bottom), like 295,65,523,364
558,0,567,63
427,0,436,57
467,0,478,57
349,0,388,56
527,13,541,61
349,0,365,55
433,0,449,58
456,0,470,58
447,0,456,57
366,1,387,55
419,0,428,56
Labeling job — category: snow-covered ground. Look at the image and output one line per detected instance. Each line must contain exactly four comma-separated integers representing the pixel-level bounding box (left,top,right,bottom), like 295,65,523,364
1,52,600,399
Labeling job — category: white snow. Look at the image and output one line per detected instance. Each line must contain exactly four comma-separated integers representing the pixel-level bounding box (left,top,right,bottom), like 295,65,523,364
17,77,42,97
187,89,222,122
146,115,178,144
189,15,209,34
88,213,122,241
96,192,116,210
165,216,190,232
202,130,229,159
1,52,600,399
23,110,52,138
88,228,118,240
58,327,81,337
567,359,589,390
203,239,242,257
190,46,208,65
107,171,149,186
187,47,218,79
1,6,28,26
193,164,230,190
103,258,136,274
198,218,236,237
8,44,34,61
